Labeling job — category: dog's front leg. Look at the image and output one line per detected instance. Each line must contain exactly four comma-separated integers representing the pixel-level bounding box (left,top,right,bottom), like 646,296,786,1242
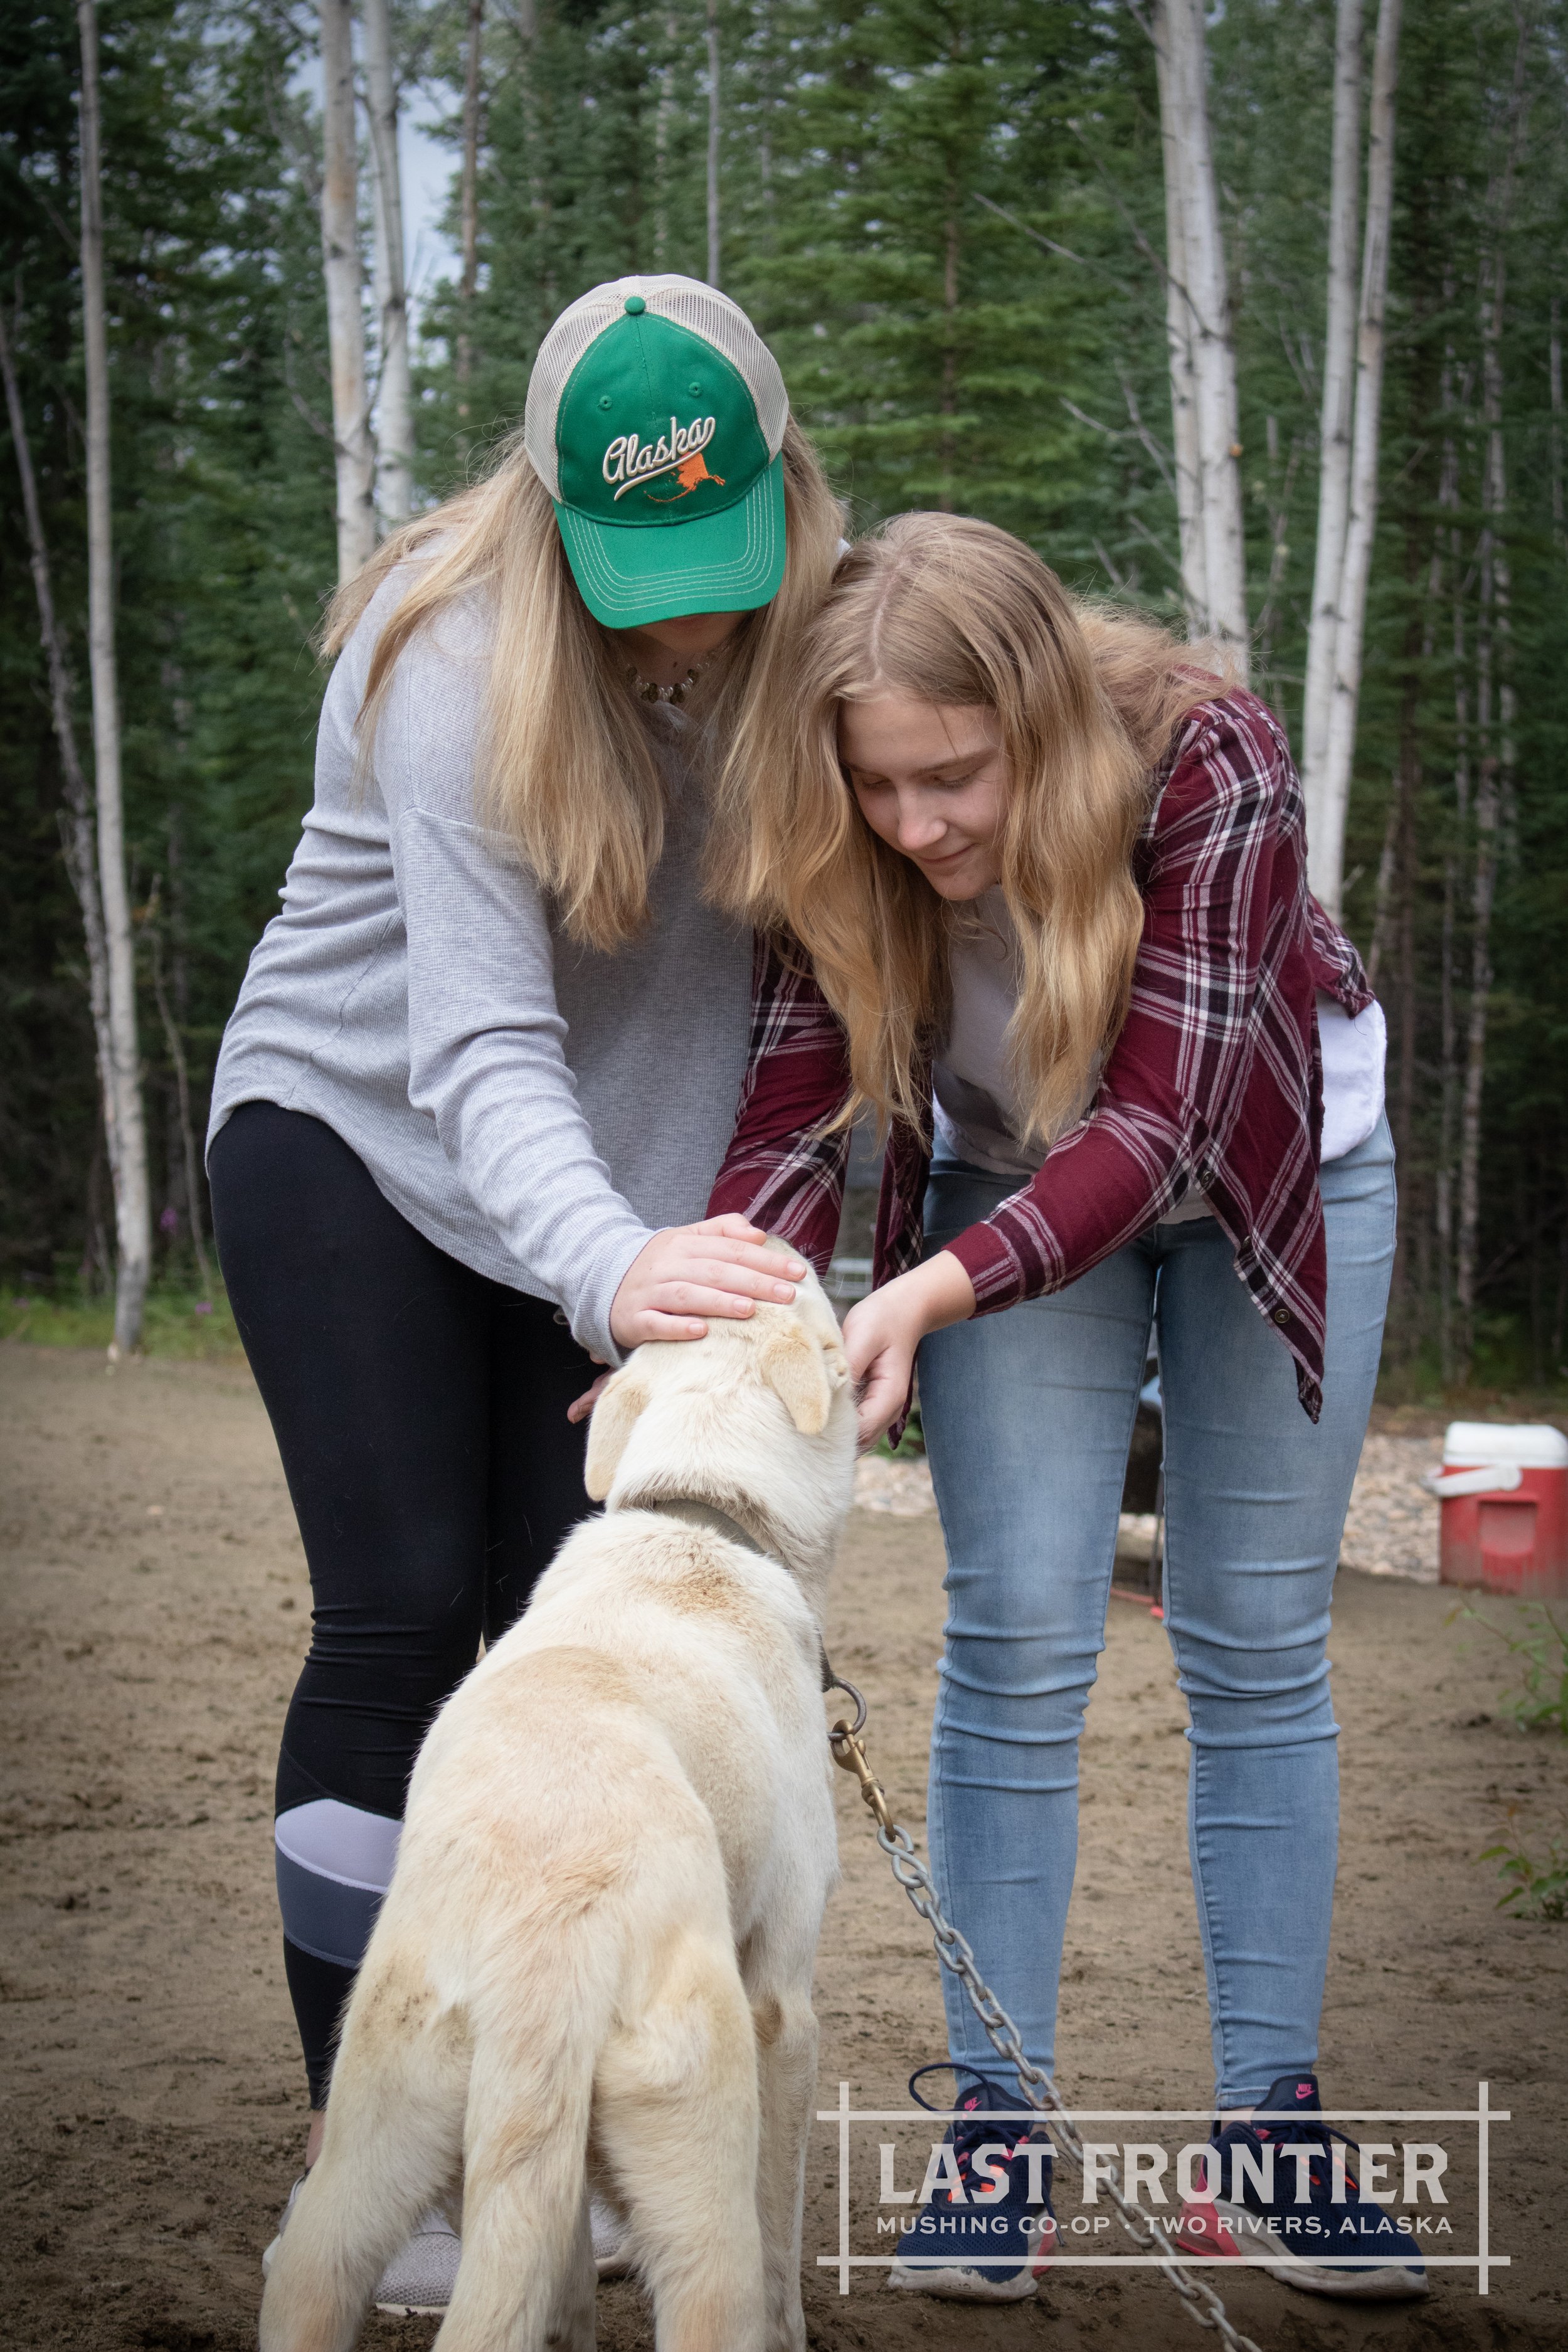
543,2193,596,2352
747,1979,818,2352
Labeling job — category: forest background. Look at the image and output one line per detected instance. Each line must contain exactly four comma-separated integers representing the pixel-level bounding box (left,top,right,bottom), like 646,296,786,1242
1,0,1565,1396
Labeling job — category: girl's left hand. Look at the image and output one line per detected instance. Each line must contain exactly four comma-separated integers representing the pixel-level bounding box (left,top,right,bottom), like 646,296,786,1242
566,1368,613,1426
841,1252,976,1449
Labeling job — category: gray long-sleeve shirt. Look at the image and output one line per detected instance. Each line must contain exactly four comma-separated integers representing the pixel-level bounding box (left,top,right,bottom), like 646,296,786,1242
207,571,753,1363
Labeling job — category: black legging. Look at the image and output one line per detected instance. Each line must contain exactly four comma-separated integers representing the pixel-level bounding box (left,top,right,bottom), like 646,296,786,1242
209,1101,594,2099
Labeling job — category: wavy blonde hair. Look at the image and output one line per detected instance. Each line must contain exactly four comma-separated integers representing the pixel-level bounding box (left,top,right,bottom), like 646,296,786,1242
714,512,1229,1143
324,416,843,951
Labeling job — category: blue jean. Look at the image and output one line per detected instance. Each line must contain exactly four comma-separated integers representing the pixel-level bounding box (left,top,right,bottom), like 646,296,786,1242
917,1117,1395,2107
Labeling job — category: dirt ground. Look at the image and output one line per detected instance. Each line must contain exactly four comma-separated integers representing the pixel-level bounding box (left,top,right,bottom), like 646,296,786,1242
3,1341,1565,2352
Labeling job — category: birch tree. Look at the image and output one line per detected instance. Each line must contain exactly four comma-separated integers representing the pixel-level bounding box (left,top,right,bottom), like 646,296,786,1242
1152,14,1204,631
77,0,151,1356
1151,0,1248,672
319,0,374,580
1309,0,1402,918
1300,0,1364,830
364,0,412,529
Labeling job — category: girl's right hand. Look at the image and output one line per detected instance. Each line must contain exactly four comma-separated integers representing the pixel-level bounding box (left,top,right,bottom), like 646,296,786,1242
608,1216,807,1350
841,1251,977,1449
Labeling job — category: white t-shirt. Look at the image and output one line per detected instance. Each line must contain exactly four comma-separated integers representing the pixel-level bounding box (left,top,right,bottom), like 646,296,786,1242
931,889,1386,1214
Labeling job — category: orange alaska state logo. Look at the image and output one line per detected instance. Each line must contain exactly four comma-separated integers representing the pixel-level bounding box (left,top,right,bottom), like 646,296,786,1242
647,448,726,502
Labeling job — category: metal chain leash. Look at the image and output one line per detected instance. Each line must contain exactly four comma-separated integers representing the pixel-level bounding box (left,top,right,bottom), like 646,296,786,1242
825,1684,1264,2352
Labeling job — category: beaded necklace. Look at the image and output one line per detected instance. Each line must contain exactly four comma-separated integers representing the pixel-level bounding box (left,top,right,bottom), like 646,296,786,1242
627,662,701,706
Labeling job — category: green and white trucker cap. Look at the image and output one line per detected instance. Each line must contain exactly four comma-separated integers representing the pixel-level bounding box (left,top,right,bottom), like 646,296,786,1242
524,274,790,628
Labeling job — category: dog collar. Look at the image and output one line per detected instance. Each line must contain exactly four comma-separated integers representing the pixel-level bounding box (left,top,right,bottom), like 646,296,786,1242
630,1493,776,1559
625,1495,847,1702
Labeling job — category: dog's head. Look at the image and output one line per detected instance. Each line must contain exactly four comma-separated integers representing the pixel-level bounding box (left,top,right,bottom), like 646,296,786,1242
583,1246,855,1574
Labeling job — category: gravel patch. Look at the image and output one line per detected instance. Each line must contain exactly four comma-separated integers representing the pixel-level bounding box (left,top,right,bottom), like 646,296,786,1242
852,1454,938,1515
1339,1431,1443,1582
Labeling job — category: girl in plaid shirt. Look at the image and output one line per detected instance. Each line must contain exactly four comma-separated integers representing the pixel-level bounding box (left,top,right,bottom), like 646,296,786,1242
709,514,1422,2304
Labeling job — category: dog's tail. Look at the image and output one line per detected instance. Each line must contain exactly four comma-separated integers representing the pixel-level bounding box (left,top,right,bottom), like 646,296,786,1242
433,1967,607,2348
444,1819,765,2352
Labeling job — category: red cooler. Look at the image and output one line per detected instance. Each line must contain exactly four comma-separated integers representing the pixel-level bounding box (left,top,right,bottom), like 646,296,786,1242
1430,1422,1568,1598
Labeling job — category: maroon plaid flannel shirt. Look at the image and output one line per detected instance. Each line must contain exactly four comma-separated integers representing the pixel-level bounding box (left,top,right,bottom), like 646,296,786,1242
707,690,1372,1420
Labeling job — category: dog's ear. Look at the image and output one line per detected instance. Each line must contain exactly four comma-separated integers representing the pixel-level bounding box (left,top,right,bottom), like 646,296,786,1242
584,1368,649,1500
760,1325,834,1436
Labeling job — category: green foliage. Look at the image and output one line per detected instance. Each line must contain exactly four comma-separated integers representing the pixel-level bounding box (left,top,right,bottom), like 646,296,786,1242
1453,1600,1568,1737
1479,1806,1568,1919
874,1399,924,1463
0,1279,243,1360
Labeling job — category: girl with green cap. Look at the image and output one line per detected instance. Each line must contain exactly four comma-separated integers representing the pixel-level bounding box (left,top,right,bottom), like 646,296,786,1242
206,276,844,2311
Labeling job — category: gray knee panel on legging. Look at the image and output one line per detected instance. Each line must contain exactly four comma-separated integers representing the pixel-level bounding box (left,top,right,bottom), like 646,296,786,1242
275,1798,402,1970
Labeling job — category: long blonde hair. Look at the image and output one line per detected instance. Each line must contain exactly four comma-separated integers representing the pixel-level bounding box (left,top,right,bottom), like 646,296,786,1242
715,512,1229,1143
324,416,843,951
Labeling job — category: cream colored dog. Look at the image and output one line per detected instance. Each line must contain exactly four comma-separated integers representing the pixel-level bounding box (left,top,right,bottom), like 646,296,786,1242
258,1253,856,2352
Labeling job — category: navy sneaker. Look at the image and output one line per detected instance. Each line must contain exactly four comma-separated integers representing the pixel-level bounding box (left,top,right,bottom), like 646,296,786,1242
887,2066,1059,2302
1173,2071,1428,2299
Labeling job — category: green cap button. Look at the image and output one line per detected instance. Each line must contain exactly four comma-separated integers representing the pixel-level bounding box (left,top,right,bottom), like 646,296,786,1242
623,294,646,315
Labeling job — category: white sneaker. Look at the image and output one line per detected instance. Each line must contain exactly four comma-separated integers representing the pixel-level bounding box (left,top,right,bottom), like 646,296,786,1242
260,2175,462,2316
373,2210,462,2315
591,2191,631,2278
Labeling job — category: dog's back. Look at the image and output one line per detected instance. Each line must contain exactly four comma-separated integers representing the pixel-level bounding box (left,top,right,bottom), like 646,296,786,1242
258,1270,854,2352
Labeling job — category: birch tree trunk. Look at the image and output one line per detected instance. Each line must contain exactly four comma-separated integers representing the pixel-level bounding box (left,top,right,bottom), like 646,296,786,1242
1300,0,1364,830
77,0,151,1357
363,0,412,529
1455,23,1531,1376
1311,0,1402,918
706,0,721,288
1152,3,1205,631
1158,0,1249,672
0,300,120,1223
319,0,374,580
455,0,484,425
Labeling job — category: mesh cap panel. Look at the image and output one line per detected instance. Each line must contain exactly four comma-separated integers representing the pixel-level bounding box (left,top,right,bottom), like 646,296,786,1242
524,275,788,501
